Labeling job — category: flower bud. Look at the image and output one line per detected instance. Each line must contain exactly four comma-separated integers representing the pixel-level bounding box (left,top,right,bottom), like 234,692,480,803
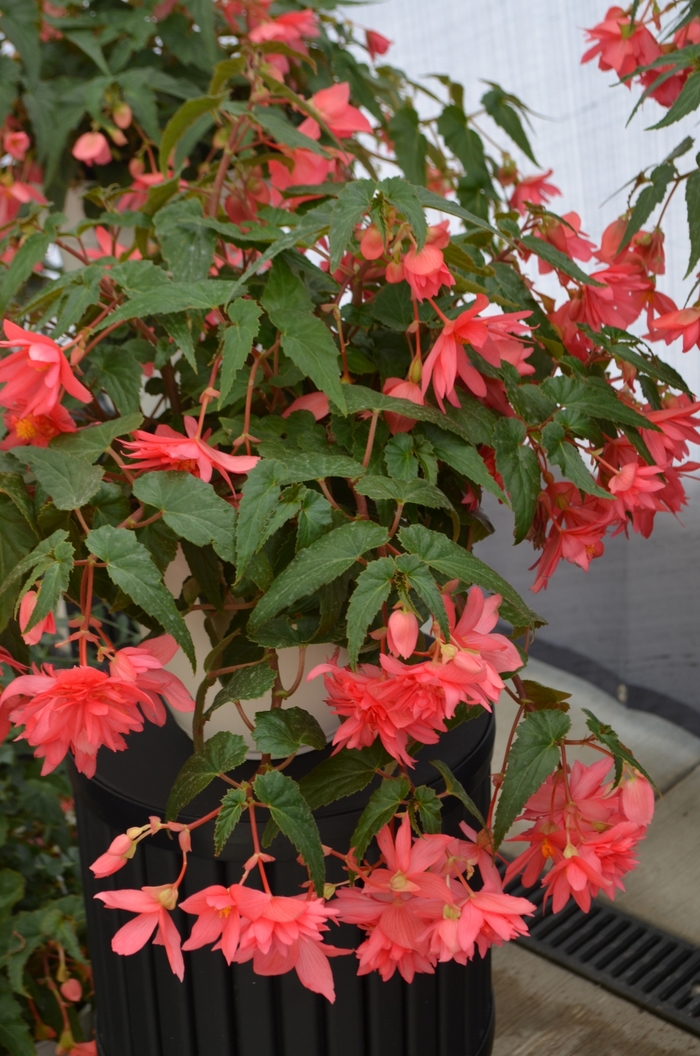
113,102,132,130
60,978,82,1003
385,261,404,284
360,224,385,261
387,609,419,659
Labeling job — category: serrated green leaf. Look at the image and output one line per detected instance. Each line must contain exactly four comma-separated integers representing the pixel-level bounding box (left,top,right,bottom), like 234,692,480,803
398,523,541,629
541,422,611,499
220,299,262,404
387,107,427,185
0,233,50,315
520,680,572,712
384,434,418,481
394,552,449,640
0,529,68,602
608,341,691,394
481,83,537,164
235,460,285,576
23,540,73,634
346,556,395,665
207,661,276,719
541,375,654,431
132,471,236,564
343,384,491,447
87,525,194,666
430,759,486,827
252,706,326,757
414,185,497,236
686,168,700,277
355,475,452,509
276,453,366,483
0,869,24,918
620,163,675,250
250,104,329,156
350,776,411,861
0,982,34,1056
651,70,700,129
249,521,389,634
520,235,604,286
0,473,37,534
299,742,391,811
214,788,247,856
413,785,442,834
50,414,144,462
419,424,508,502
254,769,325,894
20,449,103,511
492,418,540,543
166,731,248,820
90,347,143,415
160,94,224,174
493,709,571,847
161,311,197,369
583,708,658,791
155,198,217,283
329,179,376,271
93,280,239,330
380,176,428,248
296,487,333,550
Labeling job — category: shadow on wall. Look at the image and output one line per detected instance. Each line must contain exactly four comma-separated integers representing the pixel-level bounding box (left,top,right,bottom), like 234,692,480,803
476,480,700,734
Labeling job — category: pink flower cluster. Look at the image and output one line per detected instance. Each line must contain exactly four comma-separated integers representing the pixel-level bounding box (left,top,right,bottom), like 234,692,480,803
0,636,194,777
309,587,522,766
335,816,534,982
506,758,654,913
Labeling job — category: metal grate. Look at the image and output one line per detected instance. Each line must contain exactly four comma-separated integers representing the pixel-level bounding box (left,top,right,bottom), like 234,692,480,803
501,867,700,1036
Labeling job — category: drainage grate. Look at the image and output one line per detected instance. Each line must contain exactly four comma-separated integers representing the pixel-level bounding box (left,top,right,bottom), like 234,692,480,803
501,867,700,1036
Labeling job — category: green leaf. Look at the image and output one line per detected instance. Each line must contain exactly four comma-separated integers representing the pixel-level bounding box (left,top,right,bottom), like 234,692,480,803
343,385,492,447
541,422,611,499
481,83,537,164
493,709,571,847
329,179,376,272
251,104,329,156
209,56,246,95
154,198,216,283
23,540,73,634
355,475,452,510
685,169,700,277
350,776,411,861
541,375,654,431
651,70,700,129
398,523,542,629
520,680,572,712
252,706,326,757
492,418,541,543
583,708,658,791
0,869,24,919
430,759,486,827
413,785,442,834
346,556,395,665
94,280,239,330
0,233,50,315
605,339,691,394
63,29,111,75
207,661,276,719
161,311,197,369
384,434,418,481
296,488,333,550
166,731,248,820
50,414,144,462
388,107,427,185
394,552,449,640
0,473,37,534
299,743,391,811
220,299,262,404
419,424,508,502
519,236,604,286
248,521,389,634
235,460,285,576
214,788,247,856
379,177,428,248
160,94,224,173
415,185,497,236
87,526,195,666
20,449,103,511
0,529,68,604
620,163,675,250
0,982,34,1056
276,452,366,483
132,471,236,564
254,770,325,894
90,347,143,415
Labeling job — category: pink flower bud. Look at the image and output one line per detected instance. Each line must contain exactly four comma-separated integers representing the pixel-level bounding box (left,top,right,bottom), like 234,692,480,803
620,766,655,826
360,224,385,261
385,261,404,284
281,392,330,421
72,131,111,166
4,130,30,161
60,978,82,1003
19,590,56,646
109,128,127,147
366,29,391,61
178,828,192,853
89,832,135,877
387,609,419,659
113,102,132,130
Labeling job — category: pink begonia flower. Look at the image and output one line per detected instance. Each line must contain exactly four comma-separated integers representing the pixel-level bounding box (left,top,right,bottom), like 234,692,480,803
0,319,92,418
619,766,655,826
109,635,196,721
427,887,534,964
387,609,419,659
530,482,615,592
268,147,337,197
72,131,111,166
396,243,455,302
366,29,392,61
282,392,329,420
509,170,561,215
581,6,660,81
382,376,425,434
19,590,56,646
249,9,319,45
533,212,595,272
95,884,184,980
85,226,141,263
422,295,532,409
298,82,372,141
435,821,503,890
607,460,665,518
1,401,78,450
0,640,194,778
647,306,700,351
597,218,666,276
60,978,82,1003
0,180,47,228
231,888,349,1002
121,417,259,487
90,832,137,878
359,224,385,261
4,131,30,161
363,815,454,898
180,885,245,963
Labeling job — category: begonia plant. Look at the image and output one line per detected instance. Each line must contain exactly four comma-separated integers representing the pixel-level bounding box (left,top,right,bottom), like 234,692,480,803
0,0,697,1036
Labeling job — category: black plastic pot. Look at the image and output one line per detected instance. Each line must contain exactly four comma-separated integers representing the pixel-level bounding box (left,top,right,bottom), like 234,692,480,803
69,709,496,1056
